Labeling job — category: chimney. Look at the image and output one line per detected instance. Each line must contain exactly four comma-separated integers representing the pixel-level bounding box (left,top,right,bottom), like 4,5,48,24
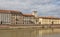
32,11,38,17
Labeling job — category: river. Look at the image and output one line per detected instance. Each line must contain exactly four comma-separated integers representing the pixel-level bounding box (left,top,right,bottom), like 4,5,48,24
38,28,60,37
0,28,60,37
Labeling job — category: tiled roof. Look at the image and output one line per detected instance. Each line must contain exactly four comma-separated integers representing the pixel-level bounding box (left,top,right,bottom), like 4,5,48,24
39,16,60,19
0,10,22,14
23,14,34,17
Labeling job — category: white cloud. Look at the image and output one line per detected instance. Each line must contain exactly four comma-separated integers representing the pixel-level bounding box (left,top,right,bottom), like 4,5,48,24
0,0,60,17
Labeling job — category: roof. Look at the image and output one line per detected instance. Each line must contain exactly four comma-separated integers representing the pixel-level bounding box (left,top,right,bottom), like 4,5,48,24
0,10,23,14
39,16,60,19
23,14,34,17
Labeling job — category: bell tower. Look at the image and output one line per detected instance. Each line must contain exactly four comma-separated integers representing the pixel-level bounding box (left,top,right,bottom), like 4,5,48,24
32,11,38,17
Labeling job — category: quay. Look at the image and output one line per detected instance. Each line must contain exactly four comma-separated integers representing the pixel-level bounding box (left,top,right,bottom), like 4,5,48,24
0,24,60,28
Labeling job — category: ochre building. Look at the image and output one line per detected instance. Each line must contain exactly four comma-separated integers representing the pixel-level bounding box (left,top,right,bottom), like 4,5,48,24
38,16,60,25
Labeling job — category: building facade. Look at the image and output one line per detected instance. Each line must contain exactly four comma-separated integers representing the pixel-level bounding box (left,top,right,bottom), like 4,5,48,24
23,14,35,24
0,10,23,25
38,16,60,25
11,11,23,25
0,10,60,25
0,10,11,24
23,11,38,25
0,10,37,25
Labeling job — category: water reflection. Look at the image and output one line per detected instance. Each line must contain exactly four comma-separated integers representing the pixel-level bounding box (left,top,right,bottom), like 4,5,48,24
39,28,60,37
0,28,60,37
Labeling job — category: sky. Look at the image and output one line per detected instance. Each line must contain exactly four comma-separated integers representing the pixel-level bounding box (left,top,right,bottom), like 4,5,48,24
0,0,60,17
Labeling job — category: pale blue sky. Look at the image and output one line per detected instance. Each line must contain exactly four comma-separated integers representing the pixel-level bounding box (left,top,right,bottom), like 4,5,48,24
0,0,60,17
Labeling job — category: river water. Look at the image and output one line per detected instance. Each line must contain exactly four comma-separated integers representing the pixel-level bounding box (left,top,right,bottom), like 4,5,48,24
0,28,60,37
42,33,60,37
38,28,60,37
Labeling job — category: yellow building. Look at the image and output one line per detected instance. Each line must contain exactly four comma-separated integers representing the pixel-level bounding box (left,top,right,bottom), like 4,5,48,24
38,16,60,25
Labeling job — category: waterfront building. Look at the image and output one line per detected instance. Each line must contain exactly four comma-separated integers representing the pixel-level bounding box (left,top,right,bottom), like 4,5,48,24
0,10,11,24
23,14,35,24
0,10,38,25
0,10,23,25
0,10,60,25
11,10,23,25
23,11,38,24
32,11,39,24
38,16,60,25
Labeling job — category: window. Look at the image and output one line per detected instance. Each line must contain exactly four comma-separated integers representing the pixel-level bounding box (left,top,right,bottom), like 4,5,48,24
52,21,53,24
0,13,11,24
1,21,2,24
16,19,19,21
